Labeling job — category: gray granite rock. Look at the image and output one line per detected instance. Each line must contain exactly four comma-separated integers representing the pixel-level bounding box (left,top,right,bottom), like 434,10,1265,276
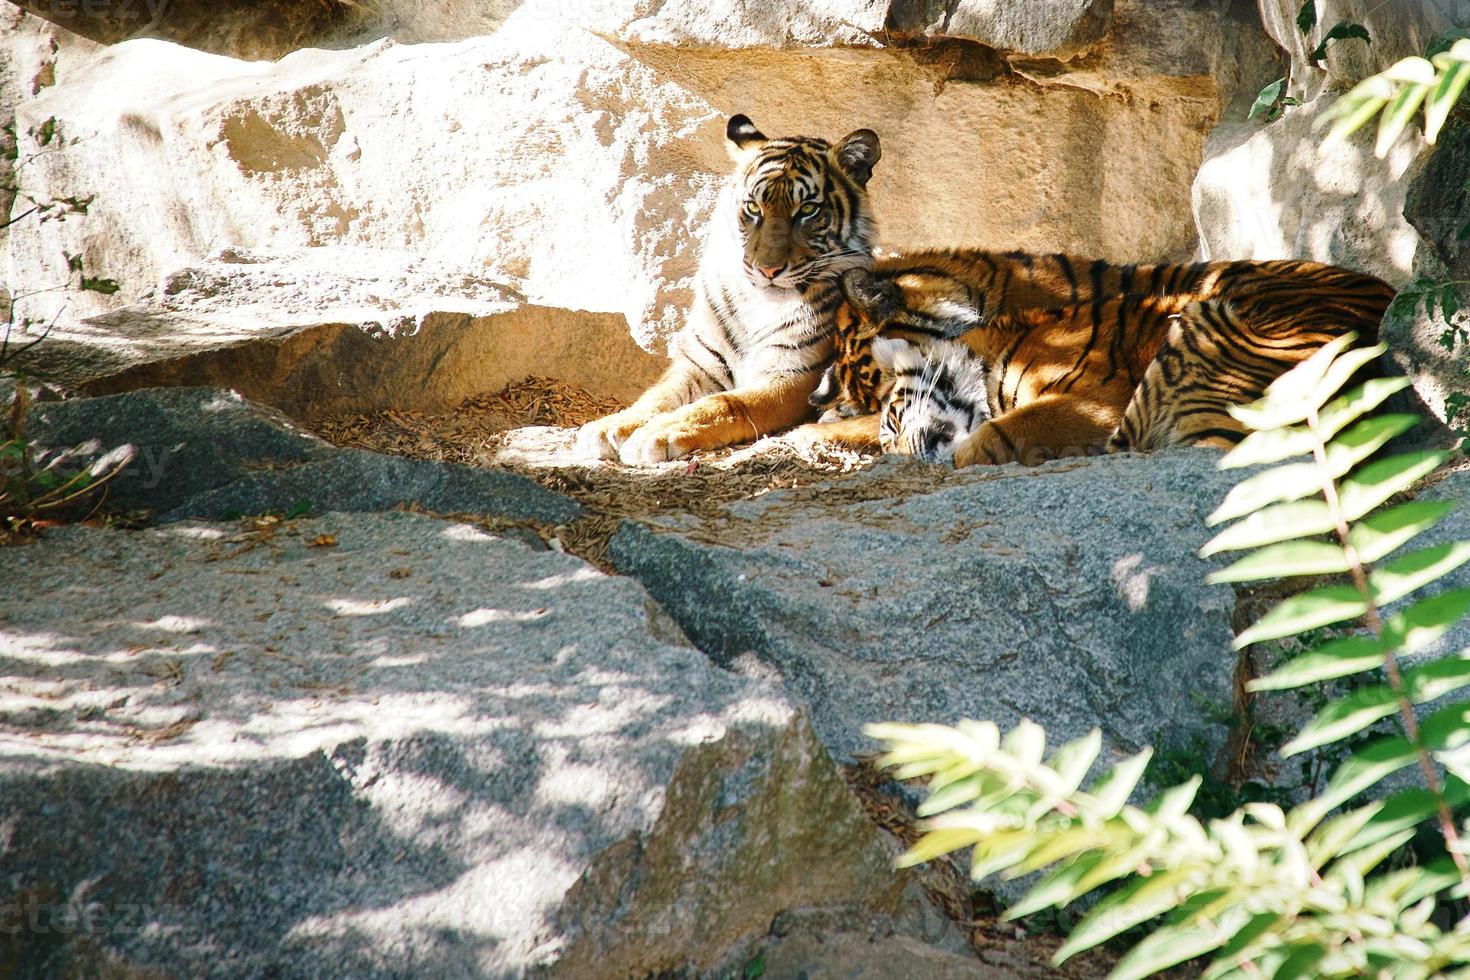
0,511,956,978
22,386,581,525
609,449,1242,764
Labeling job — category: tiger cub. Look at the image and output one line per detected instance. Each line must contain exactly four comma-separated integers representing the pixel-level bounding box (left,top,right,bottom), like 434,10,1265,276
574,114,881,464
803,257,1395,466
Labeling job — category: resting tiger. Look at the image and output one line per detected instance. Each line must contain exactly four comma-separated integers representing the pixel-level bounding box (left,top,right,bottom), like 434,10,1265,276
574,114,881,464
800,254,1395,466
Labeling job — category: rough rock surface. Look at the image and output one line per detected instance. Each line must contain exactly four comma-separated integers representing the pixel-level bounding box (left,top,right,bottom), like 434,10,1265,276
609,449,1241,762
1193,96,1427,286
1192,0,1462,286
0,511,961,978
10,247,660,415
23,387,581,525
3,0,1275,366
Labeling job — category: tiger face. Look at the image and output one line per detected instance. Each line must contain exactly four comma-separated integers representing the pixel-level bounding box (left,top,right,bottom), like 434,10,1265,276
725,115,881,291
809,268,977,421
872,338,992,461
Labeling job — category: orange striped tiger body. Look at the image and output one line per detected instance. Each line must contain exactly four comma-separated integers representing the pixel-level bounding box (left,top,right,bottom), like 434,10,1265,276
799,254,1395,465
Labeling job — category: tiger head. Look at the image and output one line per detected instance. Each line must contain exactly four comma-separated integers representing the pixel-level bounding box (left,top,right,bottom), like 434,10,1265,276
809,267,981,422
871,337,991,462
724,114,881,291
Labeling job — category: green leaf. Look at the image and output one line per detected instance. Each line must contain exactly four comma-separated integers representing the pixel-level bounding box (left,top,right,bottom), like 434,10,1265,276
1319,377,1413,437
1206,462,1322,525
1308,342,1385,409
1427,60,1470,144
1419,700,1470,752
1324,413,1419,474
1348,499,1457,563
1046,730,1101,799
1249,78,1286,121
1311,21,1372,65
1343,787,1442,853
1248,634,1386,691
1281,687,1398,756
1086,749,1152,820
1375,76,1433,157
1147,777,1201,823
916,774,983,817
1231,333,1360,429
1200,500,1336,557
1368,541,1470,606
1108,914,1244,980
1007,849,1107,917
1296,0,1315,33
1207,540,1349,584
1338,450,1449,521
897,827,982,867
1404,653,1470,705
1053,871,1196,964
1002,718,1046,769
1381,587,1470,654
80,276,120,295
1389,288,1423,317
1316,736,1417,810
1233,585,1368,649
1445,284,1463,324
1217,425,1316,468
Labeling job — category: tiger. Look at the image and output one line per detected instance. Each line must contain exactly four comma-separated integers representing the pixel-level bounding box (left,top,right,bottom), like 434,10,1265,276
798,255,1396,466
573,114,881,464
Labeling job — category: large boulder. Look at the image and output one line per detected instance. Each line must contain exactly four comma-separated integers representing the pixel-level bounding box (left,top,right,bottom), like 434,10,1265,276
22,386,583,524
608,449,1242,763
1191,1,1462,286
0,510,965,978
10,247,661,415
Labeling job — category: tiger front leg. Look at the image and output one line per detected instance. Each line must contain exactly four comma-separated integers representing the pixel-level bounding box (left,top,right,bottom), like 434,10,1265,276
573,360,720,461
952,395,1120,468
618,375,818,464
783,413,882,454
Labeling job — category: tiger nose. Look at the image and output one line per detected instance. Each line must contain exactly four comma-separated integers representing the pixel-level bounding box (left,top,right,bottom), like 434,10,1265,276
757,265,784,281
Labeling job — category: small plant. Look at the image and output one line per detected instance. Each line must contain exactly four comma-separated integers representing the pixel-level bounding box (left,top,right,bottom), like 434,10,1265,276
868,337,1470,978
1321,38,1470,158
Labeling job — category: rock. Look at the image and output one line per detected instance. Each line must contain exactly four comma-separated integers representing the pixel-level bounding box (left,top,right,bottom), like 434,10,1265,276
711,916,1011,979
23,386,582,525
0,510,960,977
1407,119,1470,282
1192,94,1426,285
888,0,1112,58
1381,296,1468,427
10,247,661,416
5,1,1272,368
11,0,370,60
1255,0,1456,98
608,449,1241,764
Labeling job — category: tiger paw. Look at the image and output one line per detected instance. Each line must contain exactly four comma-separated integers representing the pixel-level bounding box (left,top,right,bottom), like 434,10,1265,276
617,420,696,465
573,411,646,461
951,424,1013,468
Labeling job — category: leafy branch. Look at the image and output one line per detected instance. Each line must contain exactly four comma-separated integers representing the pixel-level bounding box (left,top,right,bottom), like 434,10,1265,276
869,338,1470,977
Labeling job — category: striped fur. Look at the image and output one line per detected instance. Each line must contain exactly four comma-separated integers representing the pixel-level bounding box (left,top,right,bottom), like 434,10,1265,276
575,114,880,464
872,338,992,461
803,255,1395,466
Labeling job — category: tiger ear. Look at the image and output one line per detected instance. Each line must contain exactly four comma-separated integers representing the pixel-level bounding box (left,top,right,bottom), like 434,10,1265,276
841,268,897,333
834,128,881,186
726,114,767,156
